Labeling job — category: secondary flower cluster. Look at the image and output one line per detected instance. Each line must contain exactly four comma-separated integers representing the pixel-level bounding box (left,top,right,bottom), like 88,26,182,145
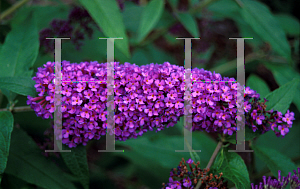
251,168,300,189
161,158,228,189
39,6,95,53
27,61,295,148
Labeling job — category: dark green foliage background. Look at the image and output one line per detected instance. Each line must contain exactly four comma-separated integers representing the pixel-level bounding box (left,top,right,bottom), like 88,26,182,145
0,0,299,188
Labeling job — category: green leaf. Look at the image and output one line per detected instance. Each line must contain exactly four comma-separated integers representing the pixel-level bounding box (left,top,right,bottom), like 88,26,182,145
122,2,144,33
264,78,299,114
252,145,297,177
11,5,69,31
0,11,39,103
0,111,14,182
246,74,270,98
130,43,176,66
254,121,300,174
239,0,291,61
177,13,200,37
116,131,216,169
0,12,39,78
0,174,30,189
154,10,176,29
274,14,300,36
264,63,300,113
190,0,199,6
78,0,130,58
168,0,179,8
234,16,264,47
213,150,250,189
5,128,77,189
137,0,165,42
207,0,240,19
0,77,36,97
61,144,89,189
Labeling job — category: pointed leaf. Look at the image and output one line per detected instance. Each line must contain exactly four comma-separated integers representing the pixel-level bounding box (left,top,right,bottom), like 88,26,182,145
116,132,216,169
264,78,299,114
252,145,297,177
264,63,300,113
78,0,130,58
240,0,291,61
274,14,300,36
0,77,36,97
213,150,250,189
177,13,200,38
137,0,165,42
5,128,77,189
0,12,39,77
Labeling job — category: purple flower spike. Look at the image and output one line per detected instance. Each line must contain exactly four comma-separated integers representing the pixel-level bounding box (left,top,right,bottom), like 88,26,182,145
28,61,296,148
252,167,300,188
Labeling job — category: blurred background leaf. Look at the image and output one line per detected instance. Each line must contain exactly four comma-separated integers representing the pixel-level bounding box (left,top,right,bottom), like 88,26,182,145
137,0,165,42
5,128,77,189
253,120,300,176
239,0,291,62
0,111,14,183
246,74,270,98
177,12,200,38
0,11,39,103
78,0,130,58
252,145,297,177
0,0,299,188
61,144,89,189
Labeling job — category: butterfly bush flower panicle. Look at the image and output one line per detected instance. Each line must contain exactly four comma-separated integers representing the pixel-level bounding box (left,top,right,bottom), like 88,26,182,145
251,168,300,189
162,158,228,189
28,61,296,148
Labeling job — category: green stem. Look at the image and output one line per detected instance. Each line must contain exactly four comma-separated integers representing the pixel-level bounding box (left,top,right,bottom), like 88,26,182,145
0,0,30,20
195,140,223,189
0,106,33,112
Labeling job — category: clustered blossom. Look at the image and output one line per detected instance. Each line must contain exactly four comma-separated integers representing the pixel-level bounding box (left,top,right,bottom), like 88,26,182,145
251,168,300,189
161,158,228,189
39,6,95,53
27,61,295,148
243,96,295,137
